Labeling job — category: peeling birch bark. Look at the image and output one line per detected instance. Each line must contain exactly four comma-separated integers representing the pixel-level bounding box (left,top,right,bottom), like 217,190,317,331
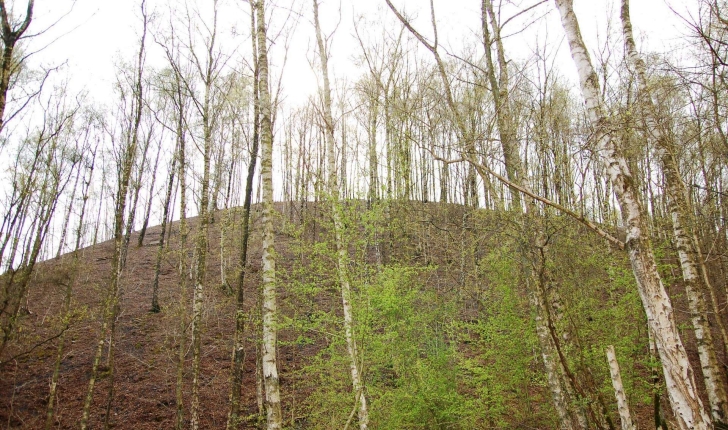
555,1,712,428
532,282,576,430
620,0,728,423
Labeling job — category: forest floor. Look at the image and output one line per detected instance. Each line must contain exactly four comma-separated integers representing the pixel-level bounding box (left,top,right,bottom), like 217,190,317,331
0,201,714,429
0,202,319,429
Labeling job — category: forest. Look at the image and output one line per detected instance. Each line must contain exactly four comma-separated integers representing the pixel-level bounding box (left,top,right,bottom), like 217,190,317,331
0,0,727,429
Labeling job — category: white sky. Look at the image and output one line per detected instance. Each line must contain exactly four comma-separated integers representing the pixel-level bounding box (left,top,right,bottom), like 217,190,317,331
5,0,698,253
25,0,697,110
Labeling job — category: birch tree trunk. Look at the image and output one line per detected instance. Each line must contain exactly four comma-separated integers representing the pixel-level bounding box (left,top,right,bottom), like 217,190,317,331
368,89,379,204
151,144,177,312
313,1,369,428
122,128,154,265
384,2,585,426
256,1,283,427
482,0,521,211
174,85,189,430
533,281,577,430
45,141,96,430
55,161,82,259
620,0,728,423
555,1,712,428
483,1,585,423
137,136,163,247
0,0,33,134
606,346,636,430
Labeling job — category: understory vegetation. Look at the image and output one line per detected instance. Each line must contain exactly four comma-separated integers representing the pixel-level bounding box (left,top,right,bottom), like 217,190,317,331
2,0,728,429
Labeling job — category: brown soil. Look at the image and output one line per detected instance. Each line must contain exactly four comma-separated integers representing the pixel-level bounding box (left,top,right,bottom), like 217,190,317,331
0,201,720,429
0,202,302,429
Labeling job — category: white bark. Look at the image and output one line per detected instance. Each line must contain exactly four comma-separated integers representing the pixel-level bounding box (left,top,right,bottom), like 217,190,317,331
606,346,636,430
189,7,217,426
312,1,369,428
256,1,283,428
384,2,586,426
555,1,712,429
533,286,576,430
620,0,728,423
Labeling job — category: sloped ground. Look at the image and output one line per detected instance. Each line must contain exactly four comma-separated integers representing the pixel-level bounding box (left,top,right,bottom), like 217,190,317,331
0,201,722,429
2,201,432,429
1,203,279,429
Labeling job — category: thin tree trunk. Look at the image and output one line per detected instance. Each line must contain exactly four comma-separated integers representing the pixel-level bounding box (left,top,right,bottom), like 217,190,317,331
55,162,82,259
532,274,576,430
313,1,369,428
606,346,636,430
368,90,379,204
227,4,261,426
189,24,217,430
621,0,728,422
46,149,95,429
138,136,163,247
151,146,178,312
0,0,33,134
80,6,148,428
0,131,69,360
122,127,154,265
482,0,521,210
175,88,189,430
384,2,585,426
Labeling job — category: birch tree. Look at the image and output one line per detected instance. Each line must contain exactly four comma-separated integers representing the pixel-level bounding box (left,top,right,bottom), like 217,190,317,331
383,1,596,426
172,64,190,430
45,121,98,429
0,88,78,360
182,1,223,426
554,0,713,428
313,1,368,428
80,4,149,427
620,0,728,423
150,137,177,313
256,0,283,427
0,0,33,134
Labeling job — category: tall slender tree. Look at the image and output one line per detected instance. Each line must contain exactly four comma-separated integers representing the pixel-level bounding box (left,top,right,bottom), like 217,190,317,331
227,2,261,427
621,0,728,423
256,0,283,427
312,1,369,428
80,3,149,427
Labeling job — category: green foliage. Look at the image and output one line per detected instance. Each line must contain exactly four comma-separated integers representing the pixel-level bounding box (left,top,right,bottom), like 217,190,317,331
282,206,656,429
360,266,467,430
544,220,654,418
455,246,545,428
292,261,469,429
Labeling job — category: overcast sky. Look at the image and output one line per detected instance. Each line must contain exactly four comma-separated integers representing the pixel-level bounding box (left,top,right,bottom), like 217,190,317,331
25,0,697,109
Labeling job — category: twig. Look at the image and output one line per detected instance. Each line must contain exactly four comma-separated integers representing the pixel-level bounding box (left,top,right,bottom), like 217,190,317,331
0,326,69,367
432,153,625,250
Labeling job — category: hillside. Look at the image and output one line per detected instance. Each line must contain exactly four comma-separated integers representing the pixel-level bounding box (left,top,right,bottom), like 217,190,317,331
0,201,702,429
